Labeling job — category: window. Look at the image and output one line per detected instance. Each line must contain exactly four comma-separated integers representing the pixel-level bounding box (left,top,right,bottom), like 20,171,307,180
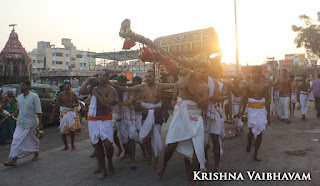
56,53,63,57
66,54,69,57
71,64,75,68
47,88,56,99
161,47,168,52
31,88,46,98
56,61,63,64
3,87,18,97
76,54,82,58
192,42,201,49
71,57,75,61
33,60,36,63
169,45,179,52
181,43,190,50
37,60,42,64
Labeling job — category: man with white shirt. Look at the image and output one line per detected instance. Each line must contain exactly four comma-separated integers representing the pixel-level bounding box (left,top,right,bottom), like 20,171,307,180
3,80,43,167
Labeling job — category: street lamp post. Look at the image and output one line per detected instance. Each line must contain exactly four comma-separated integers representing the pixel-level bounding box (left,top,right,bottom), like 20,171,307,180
234,0,239,73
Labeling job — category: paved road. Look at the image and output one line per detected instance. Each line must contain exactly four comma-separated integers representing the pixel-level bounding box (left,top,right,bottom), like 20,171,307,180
0,120,90,161
1,104,320,185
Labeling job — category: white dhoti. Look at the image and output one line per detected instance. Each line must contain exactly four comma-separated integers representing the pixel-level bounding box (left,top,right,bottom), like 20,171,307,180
247,98,268,139
204,101,221,145
9,126,39,159
166,98,206,169
291,93,297,104
274,91,282,117
309,81,315,101
271,92,276,114
59,107,79,134
133,112,142,132
139,102,162,157
279,96,290,119
232,97,243,129
114,108,135,144
204,77,223,154
300,91,309,115
114,92,136,144
88,95,114,145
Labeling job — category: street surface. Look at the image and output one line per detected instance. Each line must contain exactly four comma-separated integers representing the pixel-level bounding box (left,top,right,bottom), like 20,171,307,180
1,104,320,186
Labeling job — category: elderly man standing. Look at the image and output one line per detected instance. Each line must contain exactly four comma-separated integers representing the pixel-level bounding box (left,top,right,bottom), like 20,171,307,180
311,74,320,117
3,80,43,167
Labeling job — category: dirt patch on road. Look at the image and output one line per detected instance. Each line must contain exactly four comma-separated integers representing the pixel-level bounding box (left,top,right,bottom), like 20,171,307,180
284,147,313,157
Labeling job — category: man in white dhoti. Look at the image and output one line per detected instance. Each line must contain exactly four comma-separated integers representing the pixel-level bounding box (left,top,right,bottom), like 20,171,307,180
203,72,222,172
237,67,270,161
113,75,136,168
231,77,244,135
51,81,80,151
79,70,117,180
110,71,174,169
3,80,43,167
273,69,291,123
157,64,209,185
289,75,298,116
131,76,147,160
297,75,311,120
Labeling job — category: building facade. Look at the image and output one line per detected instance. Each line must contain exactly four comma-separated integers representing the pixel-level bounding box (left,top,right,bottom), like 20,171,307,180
28,38,96,73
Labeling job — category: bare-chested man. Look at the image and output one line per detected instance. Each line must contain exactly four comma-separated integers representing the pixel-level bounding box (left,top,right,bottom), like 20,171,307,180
231,76,244,135
158,63,209,185
289,75,298,116
297,75,311,120
237,67,270,161
79,70,116,180
110,70,174,169
203,65,222,172
50,81,80,151
113,75,136,168
131,76,147,160
273,69,291,123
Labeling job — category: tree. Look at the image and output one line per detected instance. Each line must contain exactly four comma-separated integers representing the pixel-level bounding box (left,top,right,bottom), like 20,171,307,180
292,12,320,77
290,65,310,77
292,12,320,59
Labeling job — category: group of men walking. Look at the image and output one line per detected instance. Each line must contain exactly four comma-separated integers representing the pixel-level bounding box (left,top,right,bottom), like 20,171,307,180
2,63,319,185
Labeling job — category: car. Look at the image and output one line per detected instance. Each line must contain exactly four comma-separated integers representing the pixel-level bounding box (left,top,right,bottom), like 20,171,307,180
1,84,60,126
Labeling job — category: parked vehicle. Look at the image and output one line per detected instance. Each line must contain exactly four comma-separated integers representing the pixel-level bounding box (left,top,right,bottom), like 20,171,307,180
1,84,60,126
73,87,89,101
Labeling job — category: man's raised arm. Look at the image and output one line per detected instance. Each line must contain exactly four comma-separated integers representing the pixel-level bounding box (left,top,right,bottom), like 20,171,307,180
161,83,175,90
79,77,95,95
91,87,117,108
109,82,141,92
171,82,179,106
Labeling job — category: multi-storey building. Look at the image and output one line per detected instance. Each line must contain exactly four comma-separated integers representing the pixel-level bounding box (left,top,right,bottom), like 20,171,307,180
28,38,96,73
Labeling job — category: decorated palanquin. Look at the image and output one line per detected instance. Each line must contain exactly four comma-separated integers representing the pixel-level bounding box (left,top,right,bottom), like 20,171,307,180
0,28,32,85
119,19,221,112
